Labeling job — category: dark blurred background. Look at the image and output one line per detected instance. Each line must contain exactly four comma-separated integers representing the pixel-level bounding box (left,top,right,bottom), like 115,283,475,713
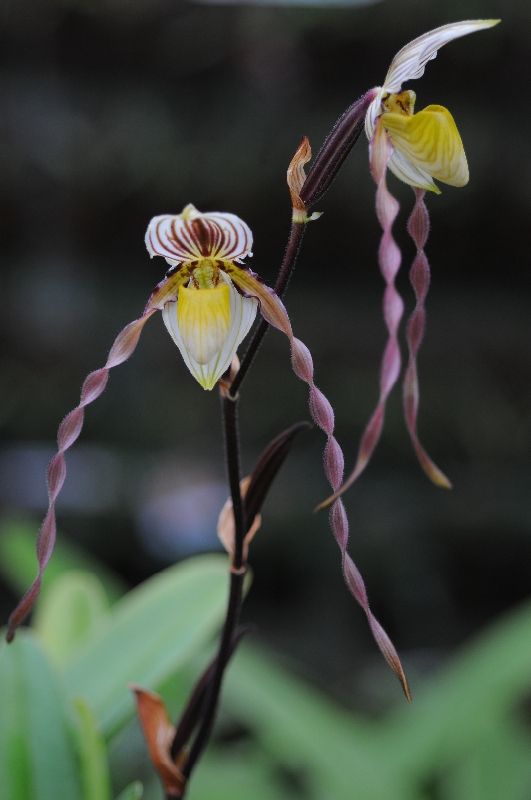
0,0,529,710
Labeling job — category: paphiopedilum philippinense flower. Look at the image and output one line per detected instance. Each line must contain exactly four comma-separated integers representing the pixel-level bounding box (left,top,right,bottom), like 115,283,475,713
6,204,305,639
145,204,261,390
365,19,499,193
7,193,412,698
321,20,500,507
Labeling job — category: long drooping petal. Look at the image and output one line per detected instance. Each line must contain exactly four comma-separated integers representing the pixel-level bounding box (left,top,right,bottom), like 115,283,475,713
322,119,404,506
404,189,451,489
163,273,258,390
227,262,410,699
6,271,188,641
146,206,253,266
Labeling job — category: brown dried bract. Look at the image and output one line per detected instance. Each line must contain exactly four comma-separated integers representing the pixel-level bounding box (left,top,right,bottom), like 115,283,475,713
217,476,261,564
130,685,187,798
287,137,312,213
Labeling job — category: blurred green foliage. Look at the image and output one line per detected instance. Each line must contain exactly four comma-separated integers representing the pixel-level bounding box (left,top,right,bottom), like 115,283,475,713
1,519,531,800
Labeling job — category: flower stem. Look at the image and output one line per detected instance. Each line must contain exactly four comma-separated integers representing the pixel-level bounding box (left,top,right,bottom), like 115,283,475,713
181,569,245,781
222,395,247,569
179,394,247,786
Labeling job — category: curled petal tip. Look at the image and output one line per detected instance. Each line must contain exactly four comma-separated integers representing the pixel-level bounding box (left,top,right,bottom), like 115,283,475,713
314,493,335,513
422,458,452,489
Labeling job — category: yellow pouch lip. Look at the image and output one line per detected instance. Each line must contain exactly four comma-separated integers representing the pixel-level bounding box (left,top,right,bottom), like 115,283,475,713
177,283,231,366
381,104,469,188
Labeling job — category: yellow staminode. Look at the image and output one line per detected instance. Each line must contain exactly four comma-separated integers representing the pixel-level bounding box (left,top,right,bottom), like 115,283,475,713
381,103,468,189
177,283,231,365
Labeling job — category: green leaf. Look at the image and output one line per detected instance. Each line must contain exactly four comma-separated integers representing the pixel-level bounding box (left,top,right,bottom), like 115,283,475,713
65,555,229,737
0,629,83,800
378,597,531,779
222,646,399,800
187,752,292,800
0,518,126,605
35,571,110,666
115,782,143,800
72,697,112,800
441,720,531,800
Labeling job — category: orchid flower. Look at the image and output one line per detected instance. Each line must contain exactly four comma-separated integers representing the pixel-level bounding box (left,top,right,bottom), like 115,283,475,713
365,20,499,193
322,20,499,506
145,204,259,390
7,194,411,698
5,204,297,639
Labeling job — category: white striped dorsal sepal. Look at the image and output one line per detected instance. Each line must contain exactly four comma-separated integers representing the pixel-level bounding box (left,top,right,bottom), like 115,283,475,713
383,20,499,94
145,204,253,267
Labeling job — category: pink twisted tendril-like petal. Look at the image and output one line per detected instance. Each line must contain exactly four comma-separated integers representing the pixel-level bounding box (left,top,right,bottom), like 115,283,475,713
233,267,409,698
6,312,155,641
291,337,410,700
404,188,451,489
322,119,404,507
6,268,191,641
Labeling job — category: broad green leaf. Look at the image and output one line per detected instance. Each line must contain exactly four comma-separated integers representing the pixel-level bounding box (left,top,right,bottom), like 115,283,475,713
65,555,229,737
115,782,143,800
35,571,109,666
222,646,399,800
187,752,292,800
72,697,112,800
0,629,82,800
441,720,531,800
379,597,531,778
0,518,126,605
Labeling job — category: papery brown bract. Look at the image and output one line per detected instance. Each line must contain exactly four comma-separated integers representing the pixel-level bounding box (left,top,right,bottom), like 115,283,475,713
217,476,261,566
131,685,187,798
287,137,312,214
